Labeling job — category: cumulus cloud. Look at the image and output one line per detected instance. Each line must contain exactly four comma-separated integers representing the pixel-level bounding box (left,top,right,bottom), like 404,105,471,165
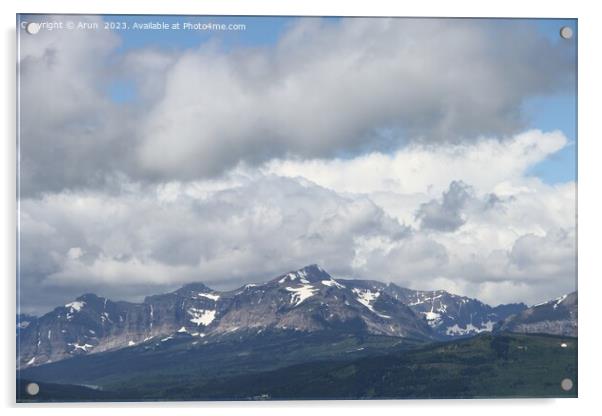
262,130,569,197
416,181,473,232
17,16,576,313
19,169,576,312
19,17,574,193
19,176,412,312
134,18,573,181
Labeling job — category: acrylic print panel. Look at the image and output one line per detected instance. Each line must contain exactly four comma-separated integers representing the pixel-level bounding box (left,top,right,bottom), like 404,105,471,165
16,14,577,402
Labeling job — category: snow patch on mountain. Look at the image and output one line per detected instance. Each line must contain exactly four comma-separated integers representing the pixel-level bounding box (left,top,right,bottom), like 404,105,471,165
297,270,310,284
65,301,85,312
321,279,346,289
352,288,391,319
100,311,112,324
553,294,568,309
445,320,494,336
64,301,86,320
68,342,94,352
533,293,568,308
188,308,216,326
196,293,220,301
285,284,318,307
279,272,297,284
280,269,311,285
408,293,445,307
423,311,442,327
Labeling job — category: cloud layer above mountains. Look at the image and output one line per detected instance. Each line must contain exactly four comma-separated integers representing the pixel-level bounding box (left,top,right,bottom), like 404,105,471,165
18,16,576,313
19,17,574,195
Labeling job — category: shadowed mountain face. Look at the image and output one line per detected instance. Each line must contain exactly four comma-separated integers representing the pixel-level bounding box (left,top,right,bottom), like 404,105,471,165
496,292,577,337
17,265,543,369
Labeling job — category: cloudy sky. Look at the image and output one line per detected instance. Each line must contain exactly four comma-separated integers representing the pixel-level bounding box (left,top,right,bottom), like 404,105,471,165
17,15,577,314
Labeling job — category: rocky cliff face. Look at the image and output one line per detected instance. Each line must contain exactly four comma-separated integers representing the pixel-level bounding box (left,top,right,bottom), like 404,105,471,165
496,292,577,337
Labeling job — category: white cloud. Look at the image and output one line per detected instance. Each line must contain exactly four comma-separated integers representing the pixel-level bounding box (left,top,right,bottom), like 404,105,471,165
262,130,568,197
18,18,573,193
21,176,409,299
20,147,576,311
134,19,572,180
67,247,84,260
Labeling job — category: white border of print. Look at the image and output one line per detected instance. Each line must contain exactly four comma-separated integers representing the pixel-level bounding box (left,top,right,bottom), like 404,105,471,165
2,1,600,415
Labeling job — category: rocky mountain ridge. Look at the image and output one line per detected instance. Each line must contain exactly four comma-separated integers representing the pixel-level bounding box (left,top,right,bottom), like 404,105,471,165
18,265,568,368
496,291,577,337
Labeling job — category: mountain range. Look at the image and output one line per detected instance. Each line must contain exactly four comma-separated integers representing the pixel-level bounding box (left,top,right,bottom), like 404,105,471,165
17,265,573,370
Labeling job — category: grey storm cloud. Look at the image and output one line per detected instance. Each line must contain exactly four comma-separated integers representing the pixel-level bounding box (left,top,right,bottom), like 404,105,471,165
18,173,577,314
18,17,575,194
416,180,473,232
18,175,412,313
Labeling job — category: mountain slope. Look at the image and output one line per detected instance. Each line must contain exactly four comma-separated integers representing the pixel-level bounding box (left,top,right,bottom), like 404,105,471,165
19,333,577,401
496,292,577,337
18,329,424,389
188,333,576,400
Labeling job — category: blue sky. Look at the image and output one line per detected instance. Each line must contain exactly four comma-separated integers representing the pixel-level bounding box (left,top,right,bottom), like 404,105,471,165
105,16,577,184
528,19,577,183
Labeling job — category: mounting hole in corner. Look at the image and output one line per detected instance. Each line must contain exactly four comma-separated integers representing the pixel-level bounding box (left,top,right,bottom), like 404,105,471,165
560,26,573,40
26,382,40,396
561,378,574,391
